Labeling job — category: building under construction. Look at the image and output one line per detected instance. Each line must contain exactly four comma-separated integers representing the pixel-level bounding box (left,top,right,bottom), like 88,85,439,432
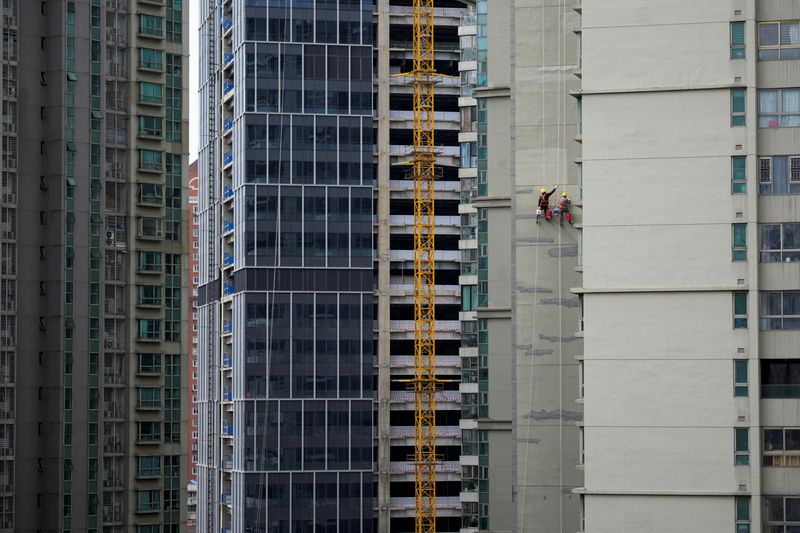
197,0,468,531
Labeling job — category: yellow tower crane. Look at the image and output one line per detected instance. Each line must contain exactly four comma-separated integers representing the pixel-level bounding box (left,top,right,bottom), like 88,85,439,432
412,0,437,531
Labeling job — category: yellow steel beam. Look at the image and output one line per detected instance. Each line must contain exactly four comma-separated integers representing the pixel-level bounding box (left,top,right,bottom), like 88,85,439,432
413,0,437,532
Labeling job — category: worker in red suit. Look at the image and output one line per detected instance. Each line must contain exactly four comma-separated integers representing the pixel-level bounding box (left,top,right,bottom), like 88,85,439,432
536,186,558,222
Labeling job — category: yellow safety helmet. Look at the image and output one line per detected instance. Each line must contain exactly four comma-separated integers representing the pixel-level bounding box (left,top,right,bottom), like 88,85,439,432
540,188,547,193
562,192,568,197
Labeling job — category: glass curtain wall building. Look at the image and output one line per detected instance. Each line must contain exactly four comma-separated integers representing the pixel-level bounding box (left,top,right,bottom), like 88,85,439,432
198,1,374,531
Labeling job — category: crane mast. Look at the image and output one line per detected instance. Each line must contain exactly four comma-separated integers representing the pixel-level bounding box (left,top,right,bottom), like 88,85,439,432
412,0,437,531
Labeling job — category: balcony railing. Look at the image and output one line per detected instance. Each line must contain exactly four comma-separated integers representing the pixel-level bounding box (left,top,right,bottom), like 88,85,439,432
219,16,232,33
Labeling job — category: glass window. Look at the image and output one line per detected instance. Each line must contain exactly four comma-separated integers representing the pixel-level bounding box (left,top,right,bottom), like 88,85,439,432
138,149,163,171
136,489,161,511
761,291,800,330
733,292,748,329
138,47,164,71
138,115,162,138
139,14,163,37
732,224,747,261
137,284,162,306
137,217,163,239
759,89,800,128
137,250,162,273
136,421,161,443
731,21,746,59
731,156,746,193
137,319,161,341
759,21,800,60
735,428,750,465
763,428,800,466
137,183,164,206
762,359,800,398
137,456,161,477
734,360,748,397
137,387,161,409
764,497,800,532
137,352,162,374
760,223,800,262
735,496,750,533
731,89,746,126
139,81,163,104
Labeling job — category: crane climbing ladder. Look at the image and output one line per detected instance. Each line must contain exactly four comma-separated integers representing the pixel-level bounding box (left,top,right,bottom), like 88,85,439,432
412,0,438,532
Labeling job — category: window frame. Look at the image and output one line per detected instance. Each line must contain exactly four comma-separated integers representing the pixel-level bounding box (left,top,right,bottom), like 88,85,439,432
732,156,747,194
137,318,162,341
735,427,750,465
138,14,164,38
760,291,800,330
136,455,161,478
136,250,162,273
733,292,748,329
137,352,162,375
758,21,800,60
732,223,747,261
731,88,747,126
760,223,800,263
138,81,163,105
138,115,163,138
758,88,800,128
138,47,164,71
734,359,749,397
763,427,800,466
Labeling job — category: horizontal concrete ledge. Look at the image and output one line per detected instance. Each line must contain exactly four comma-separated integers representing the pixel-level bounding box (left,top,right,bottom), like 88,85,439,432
571,82,746,97
573,488,750,497
472,196,511,208
571,286,746,294
474,85,511,99
476,307,512,319
476,420,512,431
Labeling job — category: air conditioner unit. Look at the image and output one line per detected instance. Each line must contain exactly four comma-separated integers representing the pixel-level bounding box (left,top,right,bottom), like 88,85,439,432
105,339,114,349
106,231,115,245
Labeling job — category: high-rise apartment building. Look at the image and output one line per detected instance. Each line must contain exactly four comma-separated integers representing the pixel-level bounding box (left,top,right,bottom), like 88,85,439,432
579,2,800,531
0,0,189,531
198,1,468,531
458,1,583,531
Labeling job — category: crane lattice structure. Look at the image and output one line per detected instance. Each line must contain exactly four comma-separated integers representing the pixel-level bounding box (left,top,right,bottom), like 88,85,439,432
412,0,437,531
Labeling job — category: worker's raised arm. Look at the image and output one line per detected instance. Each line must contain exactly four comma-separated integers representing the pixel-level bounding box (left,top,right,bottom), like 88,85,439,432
548,186,558,197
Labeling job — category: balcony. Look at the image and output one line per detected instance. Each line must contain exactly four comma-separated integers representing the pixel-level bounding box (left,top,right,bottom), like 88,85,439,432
223,152,233,167
223,81,234,99
223,52,234,66
223,282,235,296
223,388,232,402
223,219,234,234
103,438,124,455
103,402,125,420
223,321,232,334
222,353,232,368
221,492,232,506
223,186,234,201
103,368,125,386
223,118,233,135
222,422,234,437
